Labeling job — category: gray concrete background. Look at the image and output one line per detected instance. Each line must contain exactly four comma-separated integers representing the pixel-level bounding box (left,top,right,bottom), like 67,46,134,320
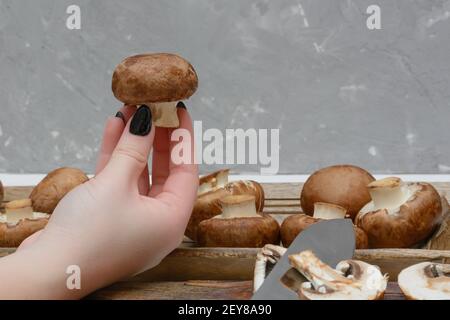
0,0,450,174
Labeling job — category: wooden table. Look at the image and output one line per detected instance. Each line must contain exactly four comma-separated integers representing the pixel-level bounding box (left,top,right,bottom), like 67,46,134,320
2,182,450,300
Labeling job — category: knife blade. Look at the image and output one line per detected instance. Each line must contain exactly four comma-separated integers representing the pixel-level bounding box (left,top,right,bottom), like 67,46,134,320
252,219,355,300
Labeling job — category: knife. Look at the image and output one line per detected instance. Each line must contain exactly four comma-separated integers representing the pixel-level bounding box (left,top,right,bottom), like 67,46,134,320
252,219,355,300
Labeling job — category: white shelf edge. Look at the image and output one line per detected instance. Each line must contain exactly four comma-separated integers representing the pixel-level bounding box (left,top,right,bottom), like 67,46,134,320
2,173,450,186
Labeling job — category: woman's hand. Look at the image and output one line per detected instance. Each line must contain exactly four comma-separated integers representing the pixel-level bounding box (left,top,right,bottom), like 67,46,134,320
0,104,198,299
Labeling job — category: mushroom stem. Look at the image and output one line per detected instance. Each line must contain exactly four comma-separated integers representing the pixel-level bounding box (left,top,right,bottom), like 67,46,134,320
2,198,49,225
312,202,347,220
198,169,229,195
147,101,179,128
367,177,409,210
220,195,259,219
4,199,34,224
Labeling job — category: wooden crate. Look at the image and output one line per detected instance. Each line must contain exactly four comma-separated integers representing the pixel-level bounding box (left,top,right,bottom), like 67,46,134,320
1,183,449,300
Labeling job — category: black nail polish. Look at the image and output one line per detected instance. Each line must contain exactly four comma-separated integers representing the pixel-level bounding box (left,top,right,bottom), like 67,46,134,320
176,101,186,109
115,111,125,124
130,105,152,136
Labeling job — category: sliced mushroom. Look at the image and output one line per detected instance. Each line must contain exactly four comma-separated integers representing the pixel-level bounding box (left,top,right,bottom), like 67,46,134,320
196,195,279,248
398,262,450,300
288,250,388,300
185,169,265,241
300,165,375,220
280,202,369,249
30,167,89,214
0,198,49,247
112,53,198,128
356,177,442,248
253,244,287,292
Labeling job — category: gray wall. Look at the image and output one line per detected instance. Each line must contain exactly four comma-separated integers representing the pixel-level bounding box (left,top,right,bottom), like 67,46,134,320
1,0,450,174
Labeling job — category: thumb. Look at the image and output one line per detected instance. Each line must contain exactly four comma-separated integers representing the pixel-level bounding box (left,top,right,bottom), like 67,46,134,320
102,105,155,186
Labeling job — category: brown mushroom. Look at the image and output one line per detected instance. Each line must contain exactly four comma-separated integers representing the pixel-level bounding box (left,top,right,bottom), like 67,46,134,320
424,196,450,250
280,202,369,249
398,262,450,300
112,53,198,127
196,195,279,248
355,177,442,248
185,169,264,241
288,250,388,300
300,165,375,220
0,198,49,247
30,167,89,214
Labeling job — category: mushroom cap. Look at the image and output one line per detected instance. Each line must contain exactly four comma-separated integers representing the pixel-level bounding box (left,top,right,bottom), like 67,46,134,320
355,182,442,248
280,214,368,249
301,165,375,220
0,180,3,203
197,213,280,247
30,167,88,214
185,178,265,241
112,53,198,105
354,226,369,249
0,216,48,247
280,214,317,247
398,262,450,300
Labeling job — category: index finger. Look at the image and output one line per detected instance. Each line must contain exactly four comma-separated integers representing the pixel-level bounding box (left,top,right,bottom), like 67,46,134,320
155,108,199,216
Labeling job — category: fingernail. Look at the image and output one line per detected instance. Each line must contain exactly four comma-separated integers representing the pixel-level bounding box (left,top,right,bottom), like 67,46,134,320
176,101,186,109
115,111,125,124
130,105,152,136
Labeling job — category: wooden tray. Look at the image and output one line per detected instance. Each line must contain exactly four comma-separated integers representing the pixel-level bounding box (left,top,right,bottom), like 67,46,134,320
1,183,450,300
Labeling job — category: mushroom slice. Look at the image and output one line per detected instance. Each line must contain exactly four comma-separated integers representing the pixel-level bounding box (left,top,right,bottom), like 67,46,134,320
280,203,368,249
253,245,287,292
185,169,265,241
356,177,442,248
398,262,450,300
196,195,279,248
288,251,388,300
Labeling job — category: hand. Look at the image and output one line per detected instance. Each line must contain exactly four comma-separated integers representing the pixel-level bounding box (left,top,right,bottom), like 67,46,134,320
0,104,198,299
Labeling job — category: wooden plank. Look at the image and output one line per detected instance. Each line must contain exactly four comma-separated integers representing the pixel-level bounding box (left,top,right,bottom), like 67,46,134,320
264,199,300,207
89,280,405,300
133,246,258,281
89,280,253,300
383,282,405,300
111,248,450,282
354,248,450,281
1,247,449,282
